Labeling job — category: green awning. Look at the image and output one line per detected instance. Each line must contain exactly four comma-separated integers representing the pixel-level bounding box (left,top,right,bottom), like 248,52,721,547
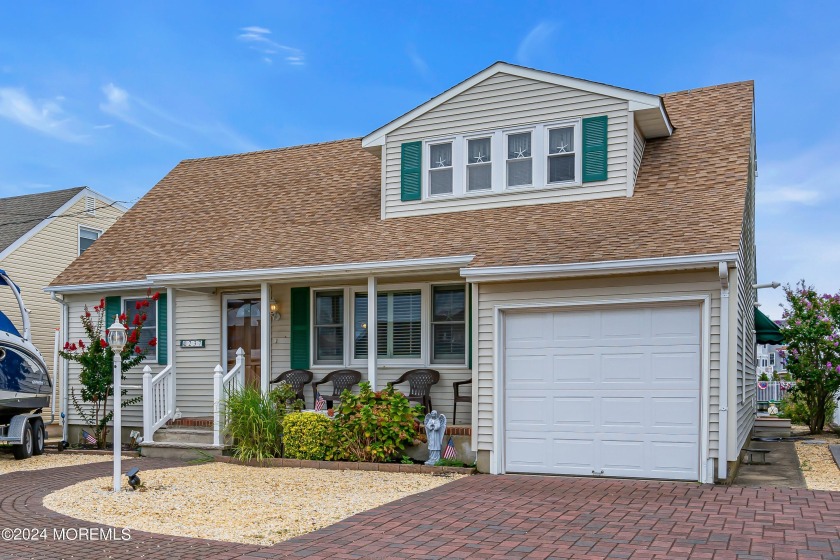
755,307,785,345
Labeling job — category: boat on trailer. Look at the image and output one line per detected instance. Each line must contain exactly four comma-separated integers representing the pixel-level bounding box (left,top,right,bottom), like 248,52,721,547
0,269,50,458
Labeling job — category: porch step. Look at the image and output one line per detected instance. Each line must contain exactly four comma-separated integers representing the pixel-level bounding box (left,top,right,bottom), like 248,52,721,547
754,417,792,438
139,441,225,460
153,426,214,445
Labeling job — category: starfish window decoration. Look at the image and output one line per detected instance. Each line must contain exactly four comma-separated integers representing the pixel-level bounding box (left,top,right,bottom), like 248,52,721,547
472,151,486,163
513,147,529,159
434,156,449,168
554,141,570,154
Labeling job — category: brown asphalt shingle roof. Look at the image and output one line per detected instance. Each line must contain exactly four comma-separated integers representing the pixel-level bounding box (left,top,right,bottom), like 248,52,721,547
51,80,753,287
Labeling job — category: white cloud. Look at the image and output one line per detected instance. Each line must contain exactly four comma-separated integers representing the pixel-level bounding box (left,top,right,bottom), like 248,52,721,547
0,87,86,142
99,83,184,145
516,22,557,66
237,26,305,66
757,186,821,206
407,44,430,79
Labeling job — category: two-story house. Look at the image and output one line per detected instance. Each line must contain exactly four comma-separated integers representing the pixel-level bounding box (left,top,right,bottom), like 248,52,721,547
0,187,126,418
47,62,758,482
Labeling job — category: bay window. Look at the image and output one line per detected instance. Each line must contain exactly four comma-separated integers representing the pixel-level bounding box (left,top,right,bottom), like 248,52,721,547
314,291,344,363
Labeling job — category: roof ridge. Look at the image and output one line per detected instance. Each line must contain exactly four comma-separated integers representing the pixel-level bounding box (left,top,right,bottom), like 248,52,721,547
0,186,86,203
181,137,362,164
662,80,754,97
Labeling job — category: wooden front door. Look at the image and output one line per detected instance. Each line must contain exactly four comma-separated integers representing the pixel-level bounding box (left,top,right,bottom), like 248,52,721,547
225,296,262,388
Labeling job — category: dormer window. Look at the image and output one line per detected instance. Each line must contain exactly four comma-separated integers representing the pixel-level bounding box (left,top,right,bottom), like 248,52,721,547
547,126,576,183
506,132,532,187
429,142,453,195
466,137,492,192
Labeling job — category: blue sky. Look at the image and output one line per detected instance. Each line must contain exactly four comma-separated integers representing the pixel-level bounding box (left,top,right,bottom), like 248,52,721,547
1,1,838,318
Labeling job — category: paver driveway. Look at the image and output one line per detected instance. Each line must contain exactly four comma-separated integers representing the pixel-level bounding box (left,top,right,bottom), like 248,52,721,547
1,457,839,559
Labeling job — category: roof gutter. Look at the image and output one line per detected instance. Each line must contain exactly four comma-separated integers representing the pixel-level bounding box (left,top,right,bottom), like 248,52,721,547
460,252,738,282
45,278,153,295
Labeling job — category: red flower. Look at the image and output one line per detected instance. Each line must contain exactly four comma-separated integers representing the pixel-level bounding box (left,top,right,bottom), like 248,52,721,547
69,343,77,351
152,292,160,301
119,313,127,321
142,300,150,308
135,301,143,310
148,337,157,347
132,315,141,326
135,346,142,354
141,313,147,322
78,340,85,349
93,306,99,312
85,311,91,318
100,339,108,348
63,342,70,350
99,298,105,308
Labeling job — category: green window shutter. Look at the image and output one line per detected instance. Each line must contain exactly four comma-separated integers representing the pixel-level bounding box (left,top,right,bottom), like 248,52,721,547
289,287,311,369
157,293,168,365
582,116,608,183
400,141,422,201
105,296,121,327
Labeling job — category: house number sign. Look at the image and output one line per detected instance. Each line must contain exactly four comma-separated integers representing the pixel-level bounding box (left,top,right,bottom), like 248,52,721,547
179,339,206,348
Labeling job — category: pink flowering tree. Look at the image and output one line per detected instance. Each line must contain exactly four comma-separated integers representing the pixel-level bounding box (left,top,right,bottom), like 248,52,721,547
777,281,840,434
59,290,159,448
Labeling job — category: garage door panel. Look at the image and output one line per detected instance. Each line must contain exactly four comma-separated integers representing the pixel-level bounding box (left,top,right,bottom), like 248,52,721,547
552,397,596,428
506,313,551,342
504,304,701,481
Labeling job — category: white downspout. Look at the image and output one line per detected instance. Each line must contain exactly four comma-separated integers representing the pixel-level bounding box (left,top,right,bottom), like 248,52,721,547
51,292,70,444
718,262,730,481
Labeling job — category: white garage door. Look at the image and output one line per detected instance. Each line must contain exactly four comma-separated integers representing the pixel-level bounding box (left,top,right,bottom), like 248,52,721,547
504,304,701,481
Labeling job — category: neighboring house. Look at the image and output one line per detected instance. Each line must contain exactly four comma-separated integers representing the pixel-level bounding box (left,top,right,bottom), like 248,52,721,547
47,62,758,483
0,187,126,416
756,344,786,378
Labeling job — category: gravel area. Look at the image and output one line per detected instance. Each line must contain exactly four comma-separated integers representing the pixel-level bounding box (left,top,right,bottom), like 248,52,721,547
794,425,840,491
43,462,466,545
0,451,134,475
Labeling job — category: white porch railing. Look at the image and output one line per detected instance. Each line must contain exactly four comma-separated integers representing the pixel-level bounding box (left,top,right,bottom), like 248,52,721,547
142,364,175,443
756,380,795,403
213,347,245,446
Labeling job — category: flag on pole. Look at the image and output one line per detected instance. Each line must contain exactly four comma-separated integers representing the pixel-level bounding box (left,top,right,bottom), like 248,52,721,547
82,430,97,445
443,436,456,460
314,392,326,411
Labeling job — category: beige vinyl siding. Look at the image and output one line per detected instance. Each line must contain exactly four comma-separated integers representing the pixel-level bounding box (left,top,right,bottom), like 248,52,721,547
475,271,722,459
383,72,631,218
735,139,757,453
172,290,221,418
0,195,123,417
64,293,147,428
632,124,645,185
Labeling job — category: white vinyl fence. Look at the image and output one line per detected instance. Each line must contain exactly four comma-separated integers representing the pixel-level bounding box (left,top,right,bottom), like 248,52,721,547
756,380,795,403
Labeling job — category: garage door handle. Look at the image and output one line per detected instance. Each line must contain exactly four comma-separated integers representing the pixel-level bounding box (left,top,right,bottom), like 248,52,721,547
591,469,605,476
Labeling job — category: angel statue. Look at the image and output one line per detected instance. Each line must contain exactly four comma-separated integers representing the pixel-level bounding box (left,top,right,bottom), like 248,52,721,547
424,410,447,465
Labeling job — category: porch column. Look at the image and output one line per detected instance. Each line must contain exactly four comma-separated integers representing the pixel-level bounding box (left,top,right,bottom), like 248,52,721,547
260,283,271,394
167,287,175,408
367,276,377,389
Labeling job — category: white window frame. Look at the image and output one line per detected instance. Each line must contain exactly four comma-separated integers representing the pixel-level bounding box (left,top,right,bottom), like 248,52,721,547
78,225,103,256
122,295,158,363
430,284,469,365
464,134,494,193
544,120,582,187
311,288,348,366
420,118,583,201
425,139,457,198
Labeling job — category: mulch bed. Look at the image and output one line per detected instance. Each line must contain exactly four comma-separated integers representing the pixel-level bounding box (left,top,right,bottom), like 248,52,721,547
215,455,475,474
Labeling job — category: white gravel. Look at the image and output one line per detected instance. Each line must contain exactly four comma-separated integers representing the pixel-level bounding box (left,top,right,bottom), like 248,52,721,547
794,426,840,491
43,462,465,545
0,451,134,475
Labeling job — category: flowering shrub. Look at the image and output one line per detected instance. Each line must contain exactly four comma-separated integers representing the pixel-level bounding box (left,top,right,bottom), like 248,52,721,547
282,412,332,460
777,281,840,434
59,290,158,448
326,383,423,463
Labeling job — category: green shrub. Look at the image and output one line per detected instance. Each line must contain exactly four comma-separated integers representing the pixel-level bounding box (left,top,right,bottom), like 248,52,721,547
223,385,286,460
283,412,332,460
780,388,837,426
327,382,424,463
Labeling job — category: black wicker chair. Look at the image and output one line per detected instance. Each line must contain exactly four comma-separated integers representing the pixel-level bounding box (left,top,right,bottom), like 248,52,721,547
452,378,472,424
388,369,440,414
269,369,314,402
311,369,362,408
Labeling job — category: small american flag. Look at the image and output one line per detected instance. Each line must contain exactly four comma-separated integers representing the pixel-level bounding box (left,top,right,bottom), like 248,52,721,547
443,437,456,460
82,430,96,445
314,392,326,411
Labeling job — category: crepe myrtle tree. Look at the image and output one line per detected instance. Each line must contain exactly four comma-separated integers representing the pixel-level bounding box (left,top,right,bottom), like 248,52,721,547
59,290,159,448
777,281,840,434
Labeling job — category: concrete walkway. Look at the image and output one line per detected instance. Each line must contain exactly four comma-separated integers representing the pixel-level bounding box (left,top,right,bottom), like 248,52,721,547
733,440,808,488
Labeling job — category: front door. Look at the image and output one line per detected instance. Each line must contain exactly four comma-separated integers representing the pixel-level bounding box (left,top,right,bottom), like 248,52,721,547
224,296,262,388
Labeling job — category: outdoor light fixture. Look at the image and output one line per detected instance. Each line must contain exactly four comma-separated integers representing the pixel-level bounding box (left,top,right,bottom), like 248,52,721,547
753,281,781,290
107,315,127,492
126,467,141,490
270,299,281,321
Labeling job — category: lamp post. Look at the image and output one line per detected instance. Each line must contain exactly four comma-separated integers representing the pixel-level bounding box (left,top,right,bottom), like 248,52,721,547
107,315,127,493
